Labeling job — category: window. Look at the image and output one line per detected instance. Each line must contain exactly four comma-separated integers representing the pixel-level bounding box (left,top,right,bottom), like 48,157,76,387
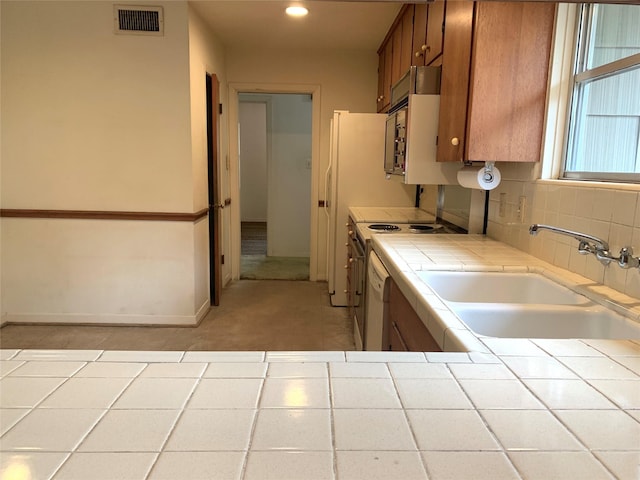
563,4,640,182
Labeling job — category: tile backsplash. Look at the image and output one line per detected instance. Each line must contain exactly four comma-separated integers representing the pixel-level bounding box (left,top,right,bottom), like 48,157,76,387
486,163,640,300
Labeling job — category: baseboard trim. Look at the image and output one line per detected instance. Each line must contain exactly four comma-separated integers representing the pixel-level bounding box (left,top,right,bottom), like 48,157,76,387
194,300,211,326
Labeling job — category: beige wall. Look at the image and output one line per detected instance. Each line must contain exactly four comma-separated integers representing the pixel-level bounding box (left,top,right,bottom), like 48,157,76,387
0,1,223,324
1,1,193,212
226,47,379,278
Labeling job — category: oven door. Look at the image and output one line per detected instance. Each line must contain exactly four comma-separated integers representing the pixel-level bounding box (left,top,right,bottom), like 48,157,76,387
348,232,366,350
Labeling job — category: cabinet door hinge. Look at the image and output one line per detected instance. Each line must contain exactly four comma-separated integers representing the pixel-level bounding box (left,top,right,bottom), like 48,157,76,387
221,254,225,265
219,103,223,115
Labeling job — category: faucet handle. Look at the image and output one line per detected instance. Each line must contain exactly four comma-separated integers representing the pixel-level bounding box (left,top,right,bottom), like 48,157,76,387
619,247,640,269
578,241,593,255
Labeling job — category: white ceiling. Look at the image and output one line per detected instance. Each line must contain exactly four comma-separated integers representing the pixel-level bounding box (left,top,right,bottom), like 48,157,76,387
189,1,404,50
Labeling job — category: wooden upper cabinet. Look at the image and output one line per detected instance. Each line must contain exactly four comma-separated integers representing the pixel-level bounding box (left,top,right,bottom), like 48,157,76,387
437,1,474,163
425,0,445,65
377,4,413,112
466,2,556,162
412,3,428,67
377,39,393,113
412,1,445,67
437,1,555,163
390,5,415,86
399,5,415,76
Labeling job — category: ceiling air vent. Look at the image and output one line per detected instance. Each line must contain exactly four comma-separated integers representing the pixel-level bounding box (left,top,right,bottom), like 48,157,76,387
114,5,163,36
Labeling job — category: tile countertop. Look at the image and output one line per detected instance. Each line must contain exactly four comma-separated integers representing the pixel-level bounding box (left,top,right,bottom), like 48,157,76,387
371,234,640,354
0,348,639,480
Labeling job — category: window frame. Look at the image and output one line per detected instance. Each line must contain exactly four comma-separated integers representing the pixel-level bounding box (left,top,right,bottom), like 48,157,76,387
561,3,640,184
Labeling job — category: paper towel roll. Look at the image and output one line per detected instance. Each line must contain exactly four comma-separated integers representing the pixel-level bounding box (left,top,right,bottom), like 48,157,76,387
457,164,501,190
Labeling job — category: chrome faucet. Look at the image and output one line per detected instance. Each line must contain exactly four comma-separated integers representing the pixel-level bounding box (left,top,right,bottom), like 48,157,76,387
529,224,640,269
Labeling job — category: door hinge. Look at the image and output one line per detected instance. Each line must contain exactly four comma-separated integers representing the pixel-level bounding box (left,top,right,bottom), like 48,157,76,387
219,103,223,115
221,254,225,265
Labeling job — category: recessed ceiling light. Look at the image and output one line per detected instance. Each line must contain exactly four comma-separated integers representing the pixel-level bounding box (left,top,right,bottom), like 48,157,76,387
285,6,308,17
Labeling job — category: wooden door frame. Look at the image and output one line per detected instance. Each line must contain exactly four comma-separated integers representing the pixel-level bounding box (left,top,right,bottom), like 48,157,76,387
228,83,321,281
206,73,222,306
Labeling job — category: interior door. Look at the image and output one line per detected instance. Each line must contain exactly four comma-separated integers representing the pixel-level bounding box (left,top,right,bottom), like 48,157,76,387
207,73,222,306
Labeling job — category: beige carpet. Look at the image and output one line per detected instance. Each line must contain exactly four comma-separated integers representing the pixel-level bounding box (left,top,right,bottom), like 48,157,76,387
241,255,310,280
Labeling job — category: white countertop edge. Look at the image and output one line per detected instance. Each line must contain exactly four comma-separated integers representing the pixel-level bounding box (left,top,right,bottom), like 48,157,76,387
371,234,640,354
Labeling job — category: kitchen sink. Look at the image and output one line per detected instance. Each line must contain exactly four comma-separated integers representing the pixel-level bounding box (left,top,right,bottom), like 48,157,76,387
451,304,640,339
417,271,589,305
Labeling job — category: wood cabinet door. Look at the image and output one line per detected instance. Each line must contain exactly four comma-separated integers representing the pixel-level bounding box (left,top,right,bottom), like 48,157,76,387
389,322,409,351
377,45,387,112
377,38,393,113
425,0,446,65
436,0,474,163
400,4,415,75
466,1,555,162
391,23,403,86
389,279,441,352
412,3,428,67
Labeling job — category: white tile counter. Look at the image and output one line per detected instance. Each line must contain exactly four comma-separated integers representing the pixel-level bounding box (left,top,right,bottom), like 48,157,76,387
371,234,640,354
0,348,639,479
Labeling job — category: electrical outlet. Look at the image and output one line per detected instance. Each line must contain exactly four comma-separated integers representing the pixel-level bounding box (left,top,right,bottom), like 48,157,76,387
518,196,526,223
499,193,507,217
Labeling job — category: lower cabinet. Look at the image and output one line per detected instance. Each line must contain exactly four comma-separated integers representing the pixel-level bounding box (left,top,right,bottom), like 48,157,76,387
388,278,442,352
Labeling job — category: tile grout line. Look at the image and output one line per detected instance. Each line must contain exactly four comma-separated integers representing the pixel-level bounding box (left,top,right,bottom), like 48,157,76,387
237,368,267,480
327,361,339,480
143,365,205,479
446,361,526,480
386,361,434,479
48,359,150,477
493,352,621,479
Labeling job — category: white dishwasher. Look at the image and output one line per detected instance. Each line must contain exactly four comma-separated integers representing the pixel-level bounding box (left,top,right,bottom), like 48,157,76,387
365,250,390,351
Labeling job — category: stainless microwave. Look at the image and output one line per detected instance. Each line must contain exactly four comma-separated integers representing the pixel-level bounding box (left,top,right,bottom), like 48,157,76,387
384,66,455,185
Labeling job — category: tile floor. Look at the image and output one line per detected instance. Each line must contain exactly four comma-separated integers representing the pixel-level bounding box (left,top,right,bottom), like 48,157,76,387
0,280,354,351
0,347,639,479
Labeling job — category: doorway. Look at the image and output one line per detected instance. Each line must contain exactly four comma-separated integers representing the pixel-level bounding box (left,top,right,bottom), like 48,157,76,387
238,93,312,280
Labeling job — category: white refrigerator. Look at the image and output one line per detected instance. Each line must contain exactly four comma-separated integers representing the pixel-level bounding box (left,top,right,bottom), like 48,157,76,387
325,110,415,306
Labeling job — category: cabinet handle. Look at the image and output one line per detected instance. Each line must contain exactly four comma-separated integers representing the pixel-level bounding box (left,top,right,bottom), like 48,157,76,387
349,258,355,264
421,44,430,52
451,137,460,146
415,51,423,58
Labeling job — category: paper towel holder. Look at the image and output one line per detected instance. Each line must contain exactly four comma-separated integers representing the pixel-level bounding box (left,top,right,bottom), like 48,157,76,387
461,161,496,181
483,162,496,183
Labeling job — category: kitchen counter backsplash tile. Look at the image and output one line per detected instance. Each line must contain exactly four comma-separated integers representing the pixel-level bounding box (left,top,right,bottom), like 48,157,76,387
1,347,639,479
